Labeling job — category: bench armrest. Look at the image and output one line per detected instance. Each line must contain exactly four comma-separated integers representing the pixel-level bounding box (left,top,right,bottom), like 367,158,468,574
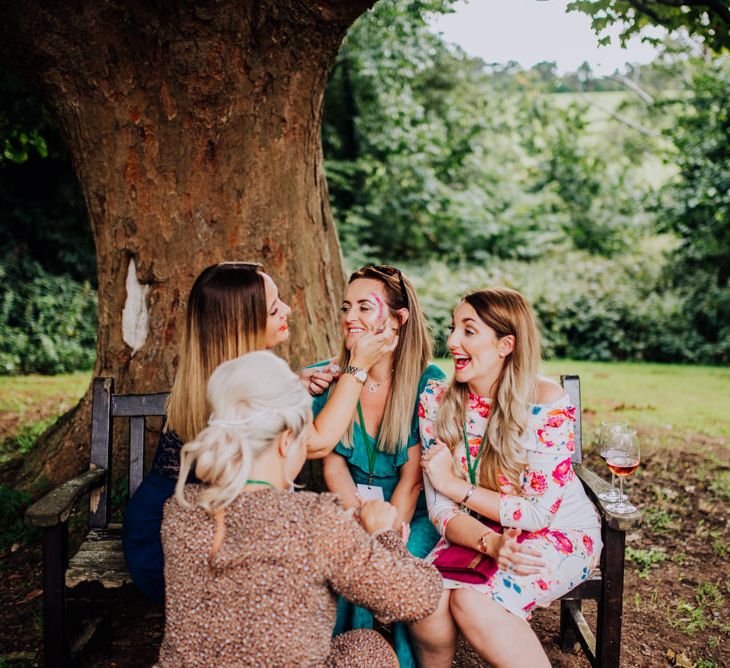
574,464,642,532
25,468,107,528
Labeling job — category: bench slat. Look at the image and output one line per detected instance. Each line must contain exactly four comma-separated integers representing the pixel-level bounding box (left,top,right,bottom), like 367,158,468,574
111,393,168,417
129,417,145,498
66,527,131,589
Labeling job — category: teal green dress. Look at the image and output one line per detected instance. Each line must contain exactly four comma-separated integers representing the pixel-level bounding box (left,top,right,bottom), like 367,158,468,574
311,362,445,668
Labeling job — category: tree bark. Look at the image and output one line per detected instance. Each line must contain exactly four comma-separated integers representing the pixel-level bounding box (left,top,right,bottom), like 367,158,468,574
0,0,374,490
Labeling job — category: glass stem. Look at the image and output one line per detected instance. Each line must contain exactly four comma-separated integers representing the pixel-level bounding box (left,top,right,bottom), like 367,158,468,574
618,476,625,503
610,472,616,493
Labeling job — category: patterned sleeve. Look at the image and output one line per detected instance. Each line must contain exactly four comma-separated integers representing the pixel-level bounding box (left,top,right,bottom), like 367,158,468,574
312,495,442,624
418,379,468,536
499,402,578,532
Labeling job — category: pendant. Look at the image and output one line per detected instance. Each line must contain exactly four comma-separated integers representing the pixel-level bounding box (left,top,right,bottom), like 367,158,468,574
368,383,378,393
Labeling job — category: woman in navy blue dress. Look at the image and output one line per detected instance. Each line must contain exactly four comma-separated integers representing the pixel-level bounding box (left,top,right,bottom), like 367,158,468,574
123,261,393,604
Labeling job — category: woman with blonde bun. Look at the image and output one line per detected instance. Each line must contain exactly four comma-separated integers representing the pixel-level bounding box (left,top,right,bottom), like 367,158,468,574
158,351,442,668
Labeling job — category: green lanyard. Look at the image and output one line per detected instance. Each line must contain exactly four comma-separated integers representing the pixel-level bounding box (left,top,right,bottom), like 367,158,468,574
246,480,274,488
462,421,488,485
356,401,381,485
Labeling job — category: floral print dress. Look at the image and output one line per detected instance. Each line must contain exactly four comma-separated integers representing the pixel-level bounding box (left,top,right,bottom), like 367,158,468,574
419,379,603,620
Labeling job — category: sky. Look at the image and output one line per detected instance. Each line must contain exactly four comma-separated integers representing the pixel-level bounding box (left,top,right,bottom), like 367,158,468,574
429,0,663,75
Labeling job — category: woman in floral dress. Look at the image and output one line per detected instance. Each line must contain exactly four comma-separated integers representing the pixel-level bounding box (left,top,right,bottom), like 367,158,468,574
410,287,602,668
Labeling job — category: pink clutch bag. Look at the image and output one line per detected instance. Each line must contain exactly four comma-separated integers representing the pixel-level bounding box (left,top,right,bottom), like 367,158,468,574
432,518,528,585
432,543,498,585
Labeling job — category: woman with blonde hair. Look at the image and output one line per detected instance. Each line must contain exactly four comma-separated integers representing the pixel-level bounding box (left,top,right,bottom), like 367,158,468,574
311,264,445,667
410,288,602,668
158,351,442,667
123,261,391,604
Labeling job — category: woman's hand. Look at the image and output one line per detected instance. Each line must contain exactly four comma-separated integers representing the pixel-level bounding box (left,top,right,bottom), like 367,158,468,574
421,439,460,495
299,364,340,396
359,500,398,535
484,527,546,576
349,318,399,371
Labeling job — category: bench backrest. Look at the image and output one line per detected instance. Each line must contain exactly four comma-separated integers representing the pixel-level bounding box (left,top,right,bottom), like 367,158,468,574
89,377,169,528
87,373,583,527
560,374,583,465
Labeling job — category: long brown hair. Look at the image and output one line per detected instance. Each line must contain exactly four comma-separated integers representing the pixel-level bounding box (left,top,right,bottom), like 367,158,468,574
337,265,433,454
166,262,267,442
436,288,541,493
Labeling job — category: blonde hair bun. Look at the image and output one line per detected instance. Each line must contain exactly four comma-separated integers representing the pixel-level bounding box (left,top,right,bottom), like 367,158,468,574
175,351,312,512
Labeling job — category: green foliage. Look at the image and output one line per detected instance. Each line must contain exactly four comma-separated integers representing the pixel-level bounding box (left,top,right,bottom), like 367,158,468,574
0,256,97,374
0,67,94,284
669,582,727,636
324,1,658,265
708,470,730,503
0,484,39,553
625,546,668,578
0,69,50,164
407,242,727,364
643,507,677,533
656,57,730,364
568,1,730,53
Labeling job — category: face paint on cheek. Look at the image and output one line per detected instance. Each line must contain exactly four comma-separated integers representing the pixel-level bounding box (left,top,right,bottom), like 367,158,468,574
366,292,385,327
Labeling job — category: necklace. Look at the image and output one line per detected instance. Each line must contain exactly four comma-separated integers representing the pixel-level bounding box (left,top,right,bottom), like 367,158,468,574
366,373,392,393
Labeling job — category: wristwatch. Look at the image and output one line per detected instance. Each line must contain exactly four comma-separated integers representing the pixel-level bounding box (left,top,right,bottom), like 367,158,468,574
342,365,368,384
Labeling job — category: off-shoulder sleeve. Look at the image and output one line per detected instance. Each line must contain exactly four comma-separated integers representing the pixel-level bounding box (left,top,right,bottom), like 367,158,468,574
311,495,442,624
499,400,578,532
418,379,468,536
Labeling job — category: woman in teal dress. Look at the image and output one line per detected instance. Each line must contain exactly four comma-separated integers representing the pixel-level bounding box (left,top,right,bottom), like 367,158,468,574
310,264,445,668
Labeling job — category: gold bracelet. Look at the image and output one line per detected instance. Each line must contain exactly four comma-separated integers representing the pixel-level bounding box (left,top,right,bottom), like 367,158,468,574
477,531,492,554
460,483,476,505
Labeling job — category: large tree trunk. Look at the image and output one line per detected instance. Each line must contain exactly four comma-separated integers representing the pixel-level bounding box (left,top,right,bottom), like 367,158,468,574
0,0,374,490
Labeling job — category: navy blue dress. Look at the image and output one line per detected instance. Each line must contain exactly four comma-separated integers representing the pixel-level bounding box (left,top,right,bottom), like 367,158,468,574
122,429,185,604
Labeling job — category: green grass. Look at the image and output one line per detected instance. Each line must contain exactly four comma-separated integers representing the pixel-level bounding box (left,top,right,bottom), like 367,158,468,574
0,371,90,414
435,359,730,439
0,372,90,460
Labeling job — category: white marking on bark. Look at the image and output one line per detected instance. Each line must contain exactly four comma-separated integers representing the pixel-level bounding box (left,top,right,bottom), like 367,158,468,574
122,258,150,356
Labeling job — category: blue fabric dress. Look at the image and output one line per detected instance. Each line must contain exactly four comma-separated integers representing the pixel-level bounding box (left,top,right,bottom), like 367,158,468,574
122,429,187,604
311,362,445,668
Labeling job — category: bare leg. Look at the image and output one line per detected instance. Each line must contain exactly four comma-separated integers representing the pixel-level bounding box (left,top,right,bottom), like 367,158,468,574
408,589,457,668
450,590,550,668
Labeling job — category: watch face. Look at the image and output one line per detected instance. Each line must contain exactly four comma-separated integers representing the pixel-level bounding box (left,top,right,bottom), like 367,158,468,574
355,369,368,383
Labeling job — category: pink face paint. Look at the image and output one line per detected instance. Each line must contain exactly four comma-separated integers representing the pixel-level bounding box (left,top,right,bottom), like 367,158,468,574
367,292,385,328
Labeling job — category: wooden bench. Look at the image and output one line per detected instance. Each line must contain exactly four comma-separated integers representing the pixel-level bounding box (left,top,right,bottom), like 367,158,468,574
26,378,168,667
558,375,642,667
26,374,641,667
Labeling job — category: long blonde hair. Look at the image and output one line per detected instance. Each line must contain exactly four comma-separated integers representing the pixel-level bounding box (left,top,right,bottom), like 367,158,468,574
336,265,433,454
166,262,267,442
436,288,541,493
175,351,312,513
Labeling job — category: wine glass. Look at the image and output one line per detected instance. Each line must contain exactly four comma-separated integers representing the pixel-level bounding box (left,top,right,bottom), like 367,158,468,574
597,421,629,503
605,429,640,514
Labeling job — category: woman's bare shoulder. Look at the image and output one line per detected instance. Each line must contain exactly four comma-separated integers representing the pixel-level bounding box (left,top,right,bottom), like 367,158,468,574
534,376,566,404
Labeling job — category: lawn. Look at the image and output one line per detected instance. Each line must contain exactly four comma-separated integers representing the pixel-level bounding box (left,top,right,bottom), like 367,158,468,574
0,372,90,465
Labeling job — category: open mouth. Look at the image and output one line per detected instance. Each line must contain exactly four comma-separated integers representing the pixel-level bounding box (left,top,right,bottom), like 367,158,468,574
347,327,366,335
453,355,471,371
